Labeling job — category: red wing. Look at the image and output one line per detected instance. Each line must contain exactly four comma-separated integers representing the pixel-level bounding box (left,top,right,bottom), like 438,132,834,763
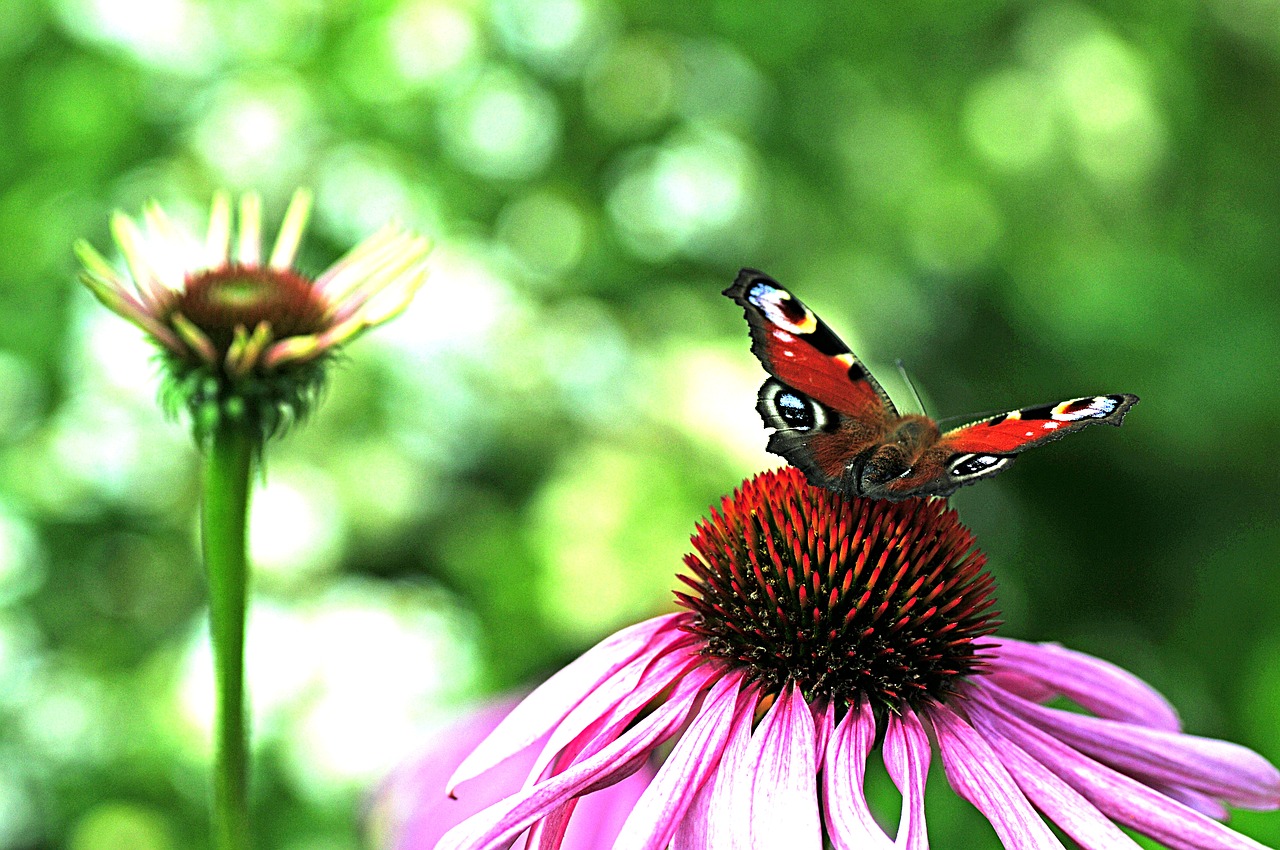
876,394,1140,499
940,394,1139,453
724,269,897,419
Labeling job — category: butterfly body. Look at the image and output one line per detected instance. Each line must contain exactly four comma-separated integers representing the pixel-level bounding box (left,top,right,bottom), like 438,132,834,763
726,269,1138,501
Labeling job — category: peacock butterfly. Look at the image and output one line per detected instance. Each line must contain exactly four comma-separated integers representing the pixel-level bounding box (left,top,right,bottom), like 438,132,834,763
725,269,1138,501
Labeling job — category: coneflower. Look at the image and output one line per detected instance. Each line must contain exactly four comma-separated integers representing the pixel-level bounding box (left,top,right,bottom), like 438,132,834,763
77,191,431,850
434,468,1279,850
77,189,430,442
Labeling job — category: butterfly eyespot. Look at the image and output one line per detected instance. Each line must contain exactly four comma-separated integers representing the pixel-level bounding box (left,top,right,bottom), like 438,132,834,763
748,282,818,335
1051,396,1119,422
761,380,827,432
948,453,1010,478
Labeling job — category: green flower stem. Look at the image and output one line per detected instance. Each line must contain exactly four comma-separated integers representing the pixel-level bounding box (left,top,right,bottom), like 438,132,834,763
201,424,254,850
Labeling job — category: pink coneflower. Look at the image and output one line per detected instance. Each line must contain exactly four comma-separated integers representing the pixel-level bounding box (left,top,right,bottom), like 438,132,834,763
76,189,430,439
435,467,1279,850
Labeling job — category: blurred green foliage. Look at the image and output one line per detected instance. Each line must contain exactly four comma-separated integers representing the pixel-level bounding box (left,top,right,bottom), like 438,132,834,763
1,0,1278,847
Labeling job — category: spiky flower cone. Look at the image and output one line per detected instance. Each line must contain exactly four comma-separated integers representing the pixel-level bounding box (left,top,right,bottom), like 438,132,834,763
678,471,998,711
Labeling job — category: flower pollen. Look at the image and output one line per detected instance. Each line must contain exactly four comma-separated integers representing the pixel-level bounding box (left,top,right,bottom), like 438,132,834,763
677,466,998,711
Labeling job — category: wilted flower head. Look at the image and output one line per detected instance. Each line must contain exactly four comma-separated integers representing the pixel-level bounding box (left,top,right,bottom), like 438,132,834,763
77,190,430,441
433,468,1280,850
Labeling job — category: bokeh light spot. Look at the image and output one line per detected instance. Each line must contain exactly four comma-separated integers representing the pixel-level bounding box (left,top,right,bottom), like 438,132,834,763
248,467,344,585
177,584,475,793
606,126,761,261
439,67,562,180
532,445,693,638
189,76,316,189
1055,33,1166,187
388,0,480,86
496,189,588,278
491,0,611,76
315,143,441,245
583,35,676,136
963,68,1058,172
55,0,216,73
68,802,174,850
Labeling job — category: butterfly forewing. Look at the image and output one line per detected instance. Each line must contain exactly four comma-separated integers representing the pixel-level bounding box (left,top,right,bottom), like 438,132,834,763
876,394,1140,499
724,269,897,419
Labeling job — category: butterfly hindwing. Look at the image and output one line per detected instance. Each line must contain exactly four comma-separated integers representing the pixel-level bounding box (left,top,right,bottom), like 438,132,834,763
754,378,886,491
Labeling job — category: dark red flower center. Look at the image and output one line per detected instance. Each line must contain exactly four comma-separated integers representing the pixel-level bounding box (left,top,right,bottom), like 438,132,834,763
172,264,330,350
676,467,998,711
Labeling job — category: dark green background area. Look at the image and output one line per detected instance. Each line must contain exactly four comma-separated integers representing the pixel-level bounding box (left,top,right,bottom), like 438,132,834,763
0,0,1277,848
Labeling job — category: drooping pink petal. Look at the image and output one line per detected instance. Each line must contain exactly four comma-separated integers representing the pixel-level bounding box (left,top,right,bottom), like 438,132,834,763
526,800,575,850
982,669,1056,704
613,670,745,850
822,700,895,850
672,685,760,850
446,614,685,793
1153,784,1230,821
435,665,715,850
997,687,1280,809
525,640,700,788
745,684,822,849
985,638,1180,731
883,707,930,850
929,702,1067,849
963,698,1143,850
970,688,1272,850
376,697,654,850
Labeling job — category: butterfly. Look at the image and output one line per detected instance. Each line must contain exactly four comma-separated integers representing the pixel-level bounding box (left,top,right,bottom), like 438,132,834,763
725,269,1139,501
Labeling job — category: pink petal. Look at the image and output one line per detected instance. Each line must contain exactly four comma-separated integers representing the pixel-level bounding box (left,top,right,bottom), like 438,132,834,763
971,688,1272,850
997,688,1280,809
527,802,574,850
1153,784,1231,821
822,700,895,850
614,671,745,850
446,614,685,793
964,700,1143,850
526,641,700,787
982,669,1056,704
985,638,1180,731
883,707,930,850
436,665,715,850
745,684,822,849
812,700,833,770
929,702,1067,849
380,697,654,850
672,686,760,850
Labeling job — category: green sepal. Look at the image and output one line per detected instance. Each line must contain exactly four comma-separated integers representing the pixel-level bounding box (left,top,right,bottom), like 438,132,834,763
156,352,333,450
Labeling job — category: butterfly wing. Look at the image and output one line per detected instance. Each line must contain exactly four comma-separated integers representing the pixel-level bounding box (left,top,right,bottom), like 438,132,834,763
724,269,897,491
877,394,1140,499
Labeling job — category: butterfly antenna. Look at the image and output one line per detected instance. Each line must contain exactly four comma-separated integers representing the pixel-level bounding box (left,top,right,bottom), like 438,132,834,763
936,408,1004,429
896,359,930,417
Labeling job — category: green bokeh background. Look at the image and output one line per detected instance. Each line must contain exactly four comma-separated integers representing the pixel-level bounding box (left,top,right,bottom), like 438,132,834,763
1,0,1278,847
